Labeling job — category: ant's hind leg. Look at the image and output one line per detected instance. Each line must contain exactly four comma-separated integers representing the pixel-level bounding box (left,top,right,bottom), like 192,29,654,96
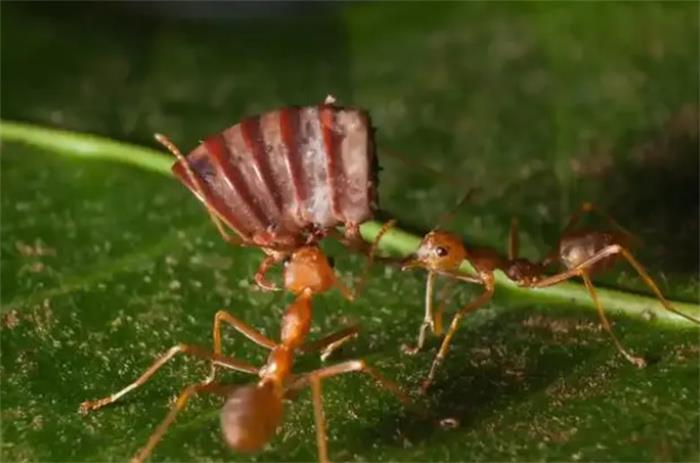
79,344,257,414
526,244,700,324
524,244,697,365
309,377,329,463
580,272,646,367
616,247,700,324
293,359,412,463
131,380,227,463
300,324,360,361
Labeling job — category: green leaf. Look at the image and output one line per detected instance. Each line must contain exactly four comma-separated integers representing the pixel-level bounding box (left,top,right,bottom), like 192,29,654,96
2,3,698,462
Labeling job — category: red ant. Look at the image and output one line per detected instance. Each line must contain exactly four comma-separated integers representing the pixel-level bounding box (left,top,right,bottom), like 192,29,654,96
80,103,404,461
79,245,410,463
397,201,700,391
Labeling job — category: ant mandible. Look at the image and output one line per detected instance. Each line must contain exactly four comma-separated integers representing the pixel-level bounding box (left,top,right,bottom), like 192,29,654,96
79,244,410,463
398,201,700,391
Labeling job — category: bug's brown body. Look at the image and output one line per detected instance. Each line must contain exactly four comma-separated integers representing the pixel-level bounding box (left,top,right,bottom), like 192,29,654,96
398,203,700,391
163,101,377,289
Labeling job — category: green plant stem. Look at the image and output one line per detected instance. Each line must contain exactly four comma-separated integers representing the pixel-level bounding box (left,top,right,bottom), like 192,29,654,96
3,120,699,325
0,121,172,175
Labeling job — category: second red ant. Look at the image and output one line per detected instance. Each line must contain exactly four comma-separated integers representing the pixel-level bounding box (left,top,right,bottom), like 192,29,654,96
393,200,700,391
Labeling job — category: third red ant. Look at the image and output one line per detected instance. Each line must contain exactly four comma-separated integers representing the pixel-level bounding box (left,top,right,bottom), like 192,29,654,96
395,201,700,391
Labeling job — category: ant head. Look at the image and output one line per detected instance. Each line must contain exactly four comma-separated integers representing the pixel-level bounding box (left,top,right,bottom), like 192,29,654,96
283,246,336,295
220,381,284,453
402,231,467,272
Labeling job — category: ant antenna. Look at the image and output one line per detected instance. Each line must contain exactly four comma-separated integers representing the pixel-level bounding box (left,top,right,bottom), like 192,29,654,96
380,147,466,189
564,202,641,245
431,186,481,232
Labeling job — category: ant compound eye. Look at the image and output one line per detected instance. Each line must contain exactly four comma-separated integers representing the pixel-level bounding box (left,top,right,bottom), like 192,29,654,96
283,256,291,267
435,246,448,257
328,256,336,268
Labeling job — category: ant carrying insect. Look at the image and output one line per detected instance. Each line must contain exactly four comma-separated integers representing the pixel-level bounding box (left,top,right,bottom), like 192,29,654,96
80,100,406,462
395,200,700,391
79,244,410,463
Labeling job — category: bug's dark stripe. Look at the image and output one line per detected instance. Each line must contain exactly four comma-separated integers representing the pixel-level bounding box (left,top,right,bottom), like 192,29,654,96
204,134,269,229
319,105,345,222
279,107,307,214
171,160,250,238
240,116,284,213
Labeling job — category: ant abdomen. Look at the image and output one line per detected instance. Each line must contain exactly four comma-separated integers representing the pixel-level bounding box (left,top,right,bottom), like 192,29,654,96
558,230,622,273
220,382,284,453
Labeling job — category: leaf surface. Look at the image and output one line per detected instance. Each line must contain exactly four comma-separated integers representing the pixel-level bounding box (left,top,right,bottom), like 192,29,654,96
2,3,698,462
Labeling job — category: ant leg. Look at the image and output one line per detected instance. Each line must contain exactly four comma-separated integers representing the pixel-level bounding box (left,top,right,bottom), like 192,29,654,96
208,310,277,382
580,273,646,367
289,359,411,463
435,269,482,284
254,254,285,291
562,202,635,240
561,201,595,234
422,280,495,392
309,377,329,463
433,279,456,336
352,219,398,300
526,244,699,324
432,187,481,231
154,134,242,246
508,217,520,260
521,245,626,289
508,216,560,268
616,247,700,324
300,324,360,361
131,380,226,463
294,359,411,404
402,271,437,355
80,344,257,413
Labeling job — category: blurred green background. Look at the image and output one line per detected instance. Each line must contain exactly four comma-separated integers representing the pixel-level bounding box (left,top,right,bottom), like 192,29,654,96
2,2,698,462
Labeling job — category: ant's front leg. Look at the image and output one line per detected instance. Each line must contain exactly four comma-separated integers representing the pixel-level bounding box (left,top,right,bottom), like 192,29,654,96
208,309,278,382
254,253,286,291
79,344,257,414
402,271,438,355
